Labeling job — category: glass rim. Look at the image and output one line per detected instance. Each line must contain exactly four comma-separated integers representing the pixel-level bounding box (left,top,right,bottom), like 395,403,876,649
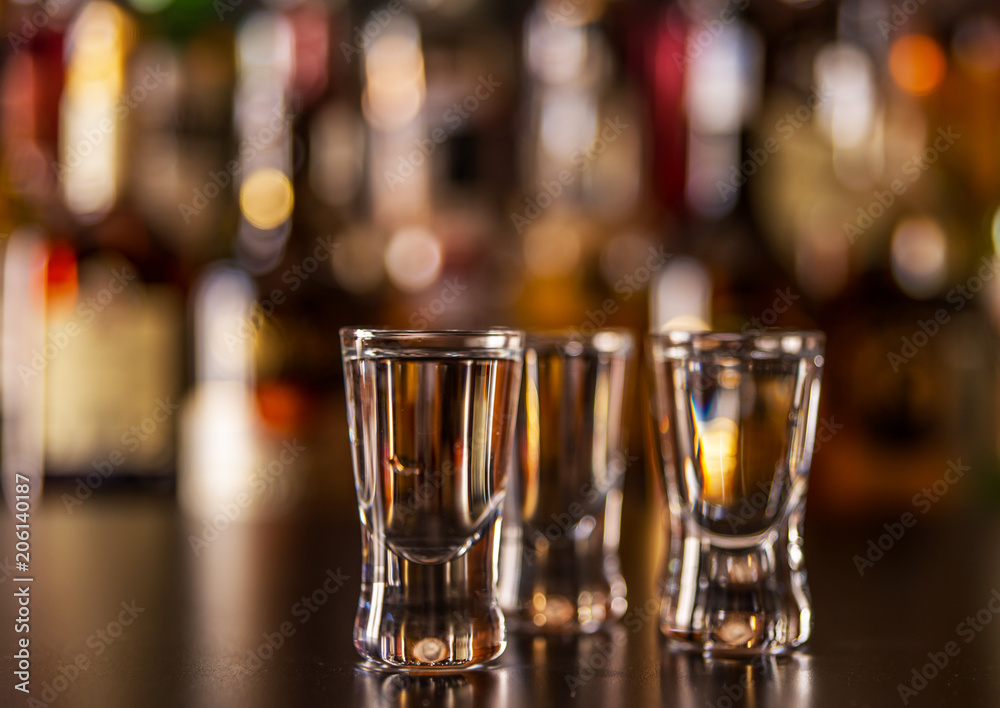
340,327,523,339
525,327,635,352
647,328,825,357
648,327,824,342
340,327,525,357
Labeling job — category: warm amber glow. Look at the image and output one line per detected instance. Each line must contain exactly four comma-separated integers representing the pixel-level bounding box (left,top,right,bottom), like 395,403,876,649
363,16,425,131
239,168,294,229
61,1,132,219
889,35,946,96
523,218,582,279
697,417,739,503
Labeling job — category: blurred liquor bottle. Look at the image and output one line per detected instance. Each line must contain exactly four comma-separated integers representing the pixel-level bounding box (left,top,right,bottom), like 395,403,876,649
349,0,521,331
940,8,1000,502
0,6,69,500
748,0,995,516
513,0,648,334
180,2,327,518
0,0,205,491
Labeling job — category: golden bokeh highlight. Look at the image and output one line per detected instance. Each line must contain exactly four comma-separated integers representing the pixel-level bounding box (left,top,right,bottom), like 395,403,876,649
239,168,294,229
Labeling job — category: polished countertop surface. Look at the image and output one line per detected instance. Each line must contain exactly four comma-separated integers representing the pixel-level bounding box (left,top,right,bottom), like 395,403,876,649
2,492,998,708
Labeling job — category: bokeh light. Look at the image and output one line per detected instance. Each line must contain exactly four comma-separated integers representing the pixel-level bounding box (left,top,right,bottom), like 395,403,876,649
384,226,442,292
890,216,948,298
239,168,294,229
889,34,946,96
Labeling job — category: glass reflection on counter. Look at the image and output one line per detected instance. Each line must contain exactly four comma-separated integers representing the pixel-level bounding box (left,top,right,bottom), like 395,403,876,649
662,651,813,708
505,628,627,707
354,665,509,708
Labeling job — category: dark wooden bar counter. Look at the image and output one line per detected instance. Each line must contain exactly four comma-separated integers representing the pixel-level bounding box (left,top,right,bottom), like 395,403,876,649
2,488,998,707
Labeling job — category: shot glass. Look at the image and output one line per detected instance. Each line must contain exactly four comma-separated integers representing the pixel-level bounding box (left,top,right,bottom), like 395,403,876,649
647,329,824,654
340,328,524,669
498,329,634,632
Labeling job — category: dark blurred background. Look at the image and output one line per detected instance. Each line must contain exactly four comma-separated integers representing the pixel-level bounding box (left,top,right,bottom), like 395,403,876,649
1,0,999,573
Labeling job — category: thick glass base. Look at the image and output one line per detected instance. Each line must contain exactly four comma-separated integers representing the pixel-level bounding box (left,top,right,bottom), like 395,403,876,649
502,578,627,634
660,516,810,655
499,521,627,634
354,515,506,670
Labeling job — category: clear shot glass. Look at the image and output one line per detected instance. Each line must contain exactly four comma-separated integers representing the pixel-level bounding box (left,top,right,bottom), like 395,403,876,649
647,329,824,654
498,329,634,632
340,328,524,669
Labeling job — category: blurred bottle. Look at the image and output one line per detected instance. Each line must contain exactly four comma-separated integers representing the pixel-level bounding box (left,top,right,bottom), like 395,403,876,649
47,2,189,487
0,6,69,502
749,0,994,515
0,1,193,496
180,5,315,518
514,0,649,334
